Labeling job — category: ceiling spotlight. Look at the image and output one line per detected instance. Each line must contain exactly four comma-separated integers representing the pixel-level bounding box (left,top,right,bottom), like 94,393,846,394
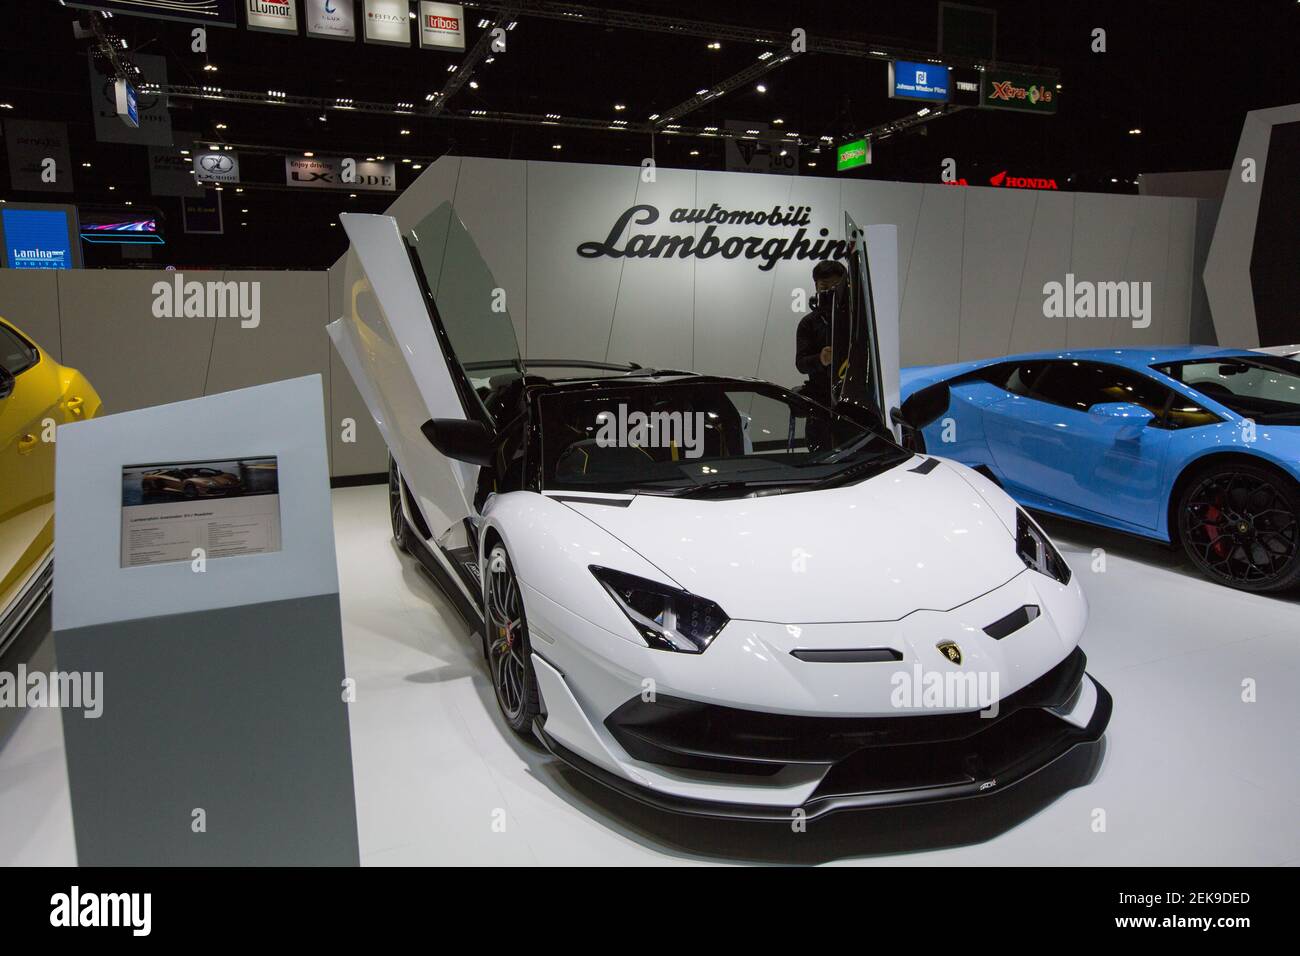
215,123,227,129
202,63,218,72
707,41,721,50
0,103,14,110
772,118,784,125
108,186,115,191
349,193,357,199
614,103,626,111
400,129,411,135
241,208,248,213
552,143,562,150
413,164,423,170
304,151,314,157
468,80,479,89
755,84,767,93
1128,128,1142,135
82,162,91,168
485,56,495,64
402,158,412,163
1055,83,1063,90
376,155,385,160
689,150,700,156
808,161,817,167
209,144,219,150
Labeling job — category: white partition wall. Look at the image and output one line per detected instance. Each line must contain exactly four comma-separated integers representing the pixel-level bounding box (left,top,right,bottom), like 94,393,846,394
0,157,1207,478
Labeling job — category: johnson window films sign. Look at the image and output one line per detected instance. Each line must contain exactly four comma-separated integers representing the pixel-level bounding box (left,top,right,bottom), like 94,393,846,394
419,2,466,50
246,0,299,34
980,71,1058,114
63,1,238,27
285,156,396,191
889,60,949,101
363,0,411,46
306,0,356,40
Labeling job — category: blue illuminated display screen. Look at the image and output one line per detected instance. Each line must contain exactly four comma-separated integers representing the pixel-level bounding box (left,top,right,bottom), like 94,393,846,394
890,60,950,101
3,208,75,270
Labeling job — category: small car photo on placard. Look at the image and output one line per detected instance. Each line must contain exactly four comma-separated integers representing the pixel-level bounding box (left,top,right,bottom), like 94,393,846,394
120,457,281,568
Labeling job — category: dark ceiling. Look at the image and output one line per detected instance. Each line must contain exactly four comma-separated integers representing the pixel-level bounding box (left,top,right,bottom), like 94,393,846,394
3,0,1299,269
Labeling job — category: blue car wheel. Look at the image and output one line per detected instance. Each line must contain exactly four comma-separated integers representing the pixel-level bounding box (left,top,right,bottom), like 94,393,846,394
1177,461,1300,592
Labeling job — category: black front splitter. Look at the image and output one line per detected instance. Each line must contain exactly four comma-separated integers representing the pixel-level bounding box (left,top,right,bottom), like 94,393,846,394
531,675,1112,823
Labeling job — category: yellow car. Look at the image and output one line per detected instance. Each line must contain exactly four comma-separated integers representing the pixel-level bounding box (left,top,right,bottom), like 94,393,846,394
0,317,101,650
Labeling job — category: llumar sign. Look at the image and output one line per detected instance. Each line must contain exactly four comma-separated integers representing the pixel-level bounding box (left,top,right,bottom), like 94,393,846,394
981,71,1058,114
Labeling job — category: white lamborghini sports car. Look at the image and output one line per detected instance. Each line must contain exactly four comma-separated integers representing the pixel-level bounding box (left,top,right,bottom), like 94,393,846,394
328,206,1111,821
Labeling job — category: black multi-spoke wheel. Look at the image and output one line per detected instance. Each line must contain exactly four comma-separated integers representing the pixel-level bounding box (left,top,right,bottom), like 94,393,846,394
483,544,540,734
388,455,410,554
1177,462,1300,592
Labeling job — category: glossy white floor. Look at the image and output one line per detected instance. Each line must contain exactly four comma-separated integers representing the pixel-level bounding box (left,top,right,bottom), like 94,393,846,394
2,483,1298,866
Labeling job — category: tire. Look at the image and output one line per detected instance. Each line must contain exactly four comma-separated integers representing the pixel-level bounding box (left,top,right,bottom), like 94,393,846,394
388,455,410,554
183,484,198,498
483,544,541,735
1176,461,1300,592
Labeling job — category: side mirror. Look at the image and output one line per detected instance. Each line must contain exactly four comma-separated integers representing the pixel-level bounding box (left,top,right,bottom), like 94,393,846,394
420,418,495,467
892,381,950,431
0,365,14,401
1089,402,1155,424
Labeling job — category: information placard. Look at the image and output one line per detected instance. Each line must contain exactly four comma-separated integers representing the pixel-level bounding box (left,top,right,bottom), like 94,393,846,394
120,457,281,567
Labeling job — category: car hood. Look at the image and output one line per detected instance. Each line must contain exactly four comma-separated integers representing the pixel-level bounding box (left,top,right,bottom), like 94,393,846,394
559,459,1026,623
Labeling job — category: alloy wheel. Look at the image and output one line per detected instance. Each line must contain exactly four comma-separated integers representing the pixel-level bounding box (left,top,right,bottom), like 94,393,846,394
388,457,408,552
485,548,529,724
1182,471,1298,588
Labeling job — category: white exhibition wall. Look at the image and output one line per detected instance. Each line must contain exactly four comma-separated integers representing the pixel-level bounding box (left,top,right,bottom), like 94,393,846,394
0,156,1208,477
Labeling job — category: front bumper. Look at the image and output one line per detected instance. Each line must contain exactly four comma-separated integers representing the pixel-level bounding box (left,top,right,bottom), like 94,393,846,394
532,648,1111,821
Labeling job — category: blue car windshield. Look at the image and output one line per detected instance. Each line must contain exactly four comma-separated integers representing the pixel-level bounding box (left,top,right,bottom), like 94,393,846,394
1155,355,1300,425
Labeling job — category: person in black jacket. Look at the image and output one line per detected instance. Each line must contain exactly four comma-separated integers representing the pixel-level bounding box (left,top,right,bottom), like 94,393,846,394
795,259,848,450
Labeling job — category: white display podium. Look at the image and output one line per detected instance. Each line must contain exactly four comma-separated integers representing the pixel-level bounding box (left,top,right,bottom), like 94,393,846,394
53,375,359,866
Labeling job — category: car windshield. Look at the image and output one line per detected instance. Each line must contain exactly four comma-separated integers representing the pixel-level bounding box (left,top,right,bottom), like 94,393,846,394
1155,355,1300,424
537,380,907,498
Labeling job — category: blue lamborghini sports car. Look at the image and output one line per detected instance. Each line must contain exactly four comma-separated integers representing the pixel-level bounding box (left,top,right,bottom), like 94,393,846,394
898,347,1300,592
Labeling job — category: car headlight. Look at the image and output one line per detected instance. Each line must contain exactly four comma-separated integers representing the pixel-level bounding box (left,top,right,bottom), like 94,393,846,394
1016,509,1072,585
590,566,729,653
